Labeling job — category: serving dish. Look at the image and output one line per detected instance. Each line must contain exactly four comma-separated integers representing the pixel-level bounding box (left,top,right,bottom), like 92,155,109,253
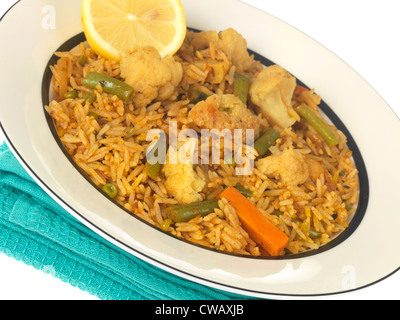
1,0,400,298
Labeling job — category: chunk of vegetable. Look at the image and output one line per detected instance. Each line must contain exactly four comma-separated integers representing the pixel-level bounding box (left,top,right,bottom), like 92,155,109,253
249,65,297,128
146,162,162,180
208,61,229,84
84,91,97,104
102,183,118,198
233,72,250,104
161,219,173,232
309,228,322,240
146,138,166,180
77,55,88,66
82,72,134,101
234,185,252,198
188,89,208,104
253,129,280,158
64,89,79,100
166,200,220,223
218,187,289,256
295,104,339,146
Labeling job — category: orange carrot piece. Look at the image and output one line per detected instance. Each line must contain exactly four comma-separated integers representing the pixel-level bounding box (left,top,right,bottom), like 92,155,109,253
218,187,289,256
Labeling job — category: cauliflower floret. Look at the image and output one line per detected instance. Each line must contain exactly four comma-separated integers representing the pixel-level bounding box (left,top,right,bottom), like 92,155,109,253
190,28,254,71
256,149,309,186
250,65,298,128
217,28,254,71
162,140,206,204
190,30,219,50
188,94,262,140
163,164,206,204
120,46,183,107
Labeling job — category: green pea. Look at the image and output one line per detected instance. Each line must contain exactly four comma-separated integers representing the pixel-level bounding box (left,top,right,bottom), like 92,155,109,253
84,91,97,104
102,184,118,198
64,89,79,100
146,162,162,180
77,55,88,66
309,228,322,240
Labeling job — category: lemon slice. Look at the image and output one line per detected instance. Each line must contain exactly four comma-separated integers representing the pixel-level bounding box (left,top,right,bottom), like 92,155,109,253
81,0,187,61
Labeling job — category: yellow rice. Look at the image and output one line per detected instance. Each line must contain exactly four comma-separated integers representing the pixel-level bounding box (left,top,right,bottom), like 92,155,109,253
45,31,360,257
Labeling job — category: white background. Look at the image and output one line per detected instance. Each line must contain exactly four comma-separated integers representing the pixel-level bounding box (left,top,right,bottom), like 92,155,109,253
0,0,399,300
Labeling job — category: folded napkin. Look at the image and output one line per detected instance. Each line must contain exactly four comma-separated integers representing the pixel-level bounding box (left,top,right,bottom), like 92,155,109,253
0,142,248,300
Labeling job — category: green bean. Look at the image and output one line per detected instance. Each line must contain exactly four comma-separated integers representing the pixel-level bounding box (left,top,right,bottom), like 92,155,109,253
188,89,208,104
161,218,173,231
253,129,280,158
234,186,252,198
233,72,251,104
82,72,134,101
64,89,79,100
84,91,97,104
145,142,165,179
166,199,220,223
309,228,322,240
102,183,118,198
295,103,339,146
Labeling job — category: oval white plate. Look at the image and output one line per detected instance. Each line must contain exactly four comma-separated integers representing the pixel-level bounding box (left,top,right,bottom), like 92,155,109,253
1,0,400,298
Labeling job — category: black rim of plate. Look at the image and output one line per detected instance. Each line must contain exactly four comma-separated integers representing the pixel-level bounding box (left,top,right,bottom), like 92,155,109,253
42,31,370,262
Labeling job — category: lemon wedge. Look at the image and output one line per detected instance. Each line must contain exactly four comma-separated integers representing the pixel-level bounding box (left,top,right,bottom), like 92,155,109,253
81,0,187,61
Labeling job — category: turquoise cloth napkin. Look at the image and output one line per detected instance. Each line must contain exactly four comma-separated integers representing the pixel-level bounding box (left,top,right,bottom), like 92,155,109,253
0,142,247,300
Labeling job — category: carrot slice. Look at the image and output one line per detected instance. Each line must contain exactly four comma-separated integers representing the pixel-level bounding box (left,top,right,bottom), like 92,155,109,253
218,187,289,256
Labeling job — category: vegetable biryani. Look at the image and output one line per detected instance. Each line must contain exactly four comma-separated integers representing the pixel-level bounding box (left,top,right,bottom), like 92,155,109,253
45,28,360,257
